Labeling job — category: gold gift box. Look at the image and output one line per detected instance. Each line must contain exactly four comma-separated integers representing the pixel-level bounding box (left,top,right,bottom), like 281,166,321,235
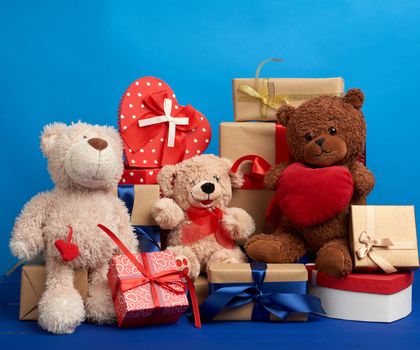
20,263,88,320
204,263,308,321
233,77,344,121
220,122,279,233
115,184,160,226
350,205,419,272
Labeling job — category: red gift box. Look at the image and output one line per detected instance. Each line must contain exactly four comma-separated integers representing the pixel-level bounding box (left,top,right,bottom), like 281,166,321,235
97,224,201,328
119,76,211,169
306,264,414,322
306,264,413,294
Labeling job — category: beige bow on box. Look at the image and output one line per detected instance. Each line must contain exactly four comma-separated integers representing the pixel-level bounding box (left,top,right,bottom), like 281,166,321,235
352,206,418,273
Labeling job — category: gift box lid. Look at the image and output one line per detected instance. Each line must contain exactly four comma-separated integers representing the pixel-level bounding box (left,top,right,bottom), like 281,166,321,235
306,264,413,295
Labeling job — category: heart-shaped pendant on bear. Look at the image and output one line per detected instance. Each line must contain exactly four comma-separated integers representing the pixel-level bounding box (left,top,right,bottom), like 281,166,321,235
270,163,354,227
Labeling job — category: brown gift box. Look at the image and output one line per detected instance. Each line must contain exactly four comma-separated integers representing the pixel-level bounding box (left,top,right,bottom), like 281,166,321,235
19,263,88,320
204,263,308,321
220,122,281,233
115,184,160,226
194,275,210,305
233,77,344,121
350,205,419,272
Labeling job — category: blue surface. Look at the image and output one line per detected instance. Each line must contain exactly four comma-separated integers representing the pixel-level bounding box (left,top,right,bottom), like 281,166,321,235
1,268,420,349
1,1,420,347
1,0,420,272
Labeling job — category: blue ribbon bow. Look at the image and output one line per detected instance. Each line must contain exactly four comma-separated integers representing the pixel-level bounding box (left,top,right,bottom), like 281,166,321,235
199,262,325,322
118,184,161,253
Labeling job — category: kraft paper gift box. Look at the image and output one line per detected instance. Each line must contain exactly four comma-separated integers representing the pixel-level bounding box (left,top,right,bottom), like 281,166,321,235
232,59,344,122
220,122,289,233
116,184,161,252
194,275,210,305
98,224,201,328
199,262,324,322
350,205,419,273
20,262,88,320
306,265,414,323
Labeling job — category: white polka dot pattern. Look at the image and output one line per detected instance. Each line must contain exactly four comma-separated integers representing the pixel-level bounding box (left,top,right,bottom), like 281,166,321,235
118,77,212,168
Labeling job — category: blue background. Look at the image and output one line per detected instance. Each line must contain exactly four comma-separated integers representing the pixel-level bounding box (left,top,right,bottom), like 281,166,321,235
1,0,419,271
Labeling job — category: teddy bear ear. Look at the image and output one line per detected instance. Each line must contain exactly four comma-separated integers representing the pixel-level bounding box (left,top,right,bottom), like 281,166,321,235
276,104,295,126
343,88,364,109
40,122,67,156
157,164,177,197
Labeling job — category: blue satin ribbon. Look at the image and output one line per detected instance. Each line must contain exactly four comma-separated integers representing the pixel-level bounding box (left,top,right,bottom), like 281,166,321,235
199,262,325,322
134,226,161,253
118,184,161,253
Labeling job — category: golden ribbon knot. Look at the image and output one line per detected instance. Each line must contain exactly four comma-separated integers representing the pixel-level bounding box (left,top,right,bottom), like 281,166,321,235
238,58,289,120
356,232,397,273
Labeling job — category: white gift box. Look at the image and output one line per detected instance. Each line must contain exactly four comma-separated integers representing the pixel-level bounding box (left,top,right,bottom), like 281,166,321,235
307,265,413,323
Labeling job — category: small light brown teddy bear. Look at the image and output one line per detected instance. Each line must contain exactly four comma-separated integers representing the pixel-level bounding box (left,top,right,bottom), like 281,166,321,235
151,154,255,280
245,89,375,277
9,122,139,334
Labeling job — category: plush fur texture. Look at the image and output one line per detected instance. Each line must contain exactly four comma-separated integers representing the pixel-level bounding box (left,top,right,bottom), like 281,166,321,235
10,122,139,334
151,155,255,280
245,89,375,277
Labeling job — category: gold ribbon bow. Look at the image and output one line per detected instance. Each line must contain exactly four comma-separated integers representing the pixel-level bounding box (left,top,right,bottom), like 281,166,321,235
356,232,397,273
238,58,289,120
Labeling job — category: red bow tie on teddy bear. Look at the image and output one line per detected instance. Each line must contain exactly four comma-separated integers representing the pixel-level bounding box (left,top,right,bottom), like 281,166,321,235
182,207,235,249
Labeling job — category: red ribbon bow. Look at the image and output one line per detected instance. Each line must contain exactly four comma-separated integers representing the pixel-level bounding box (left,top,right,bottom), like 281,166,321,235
182,207,235,249
230,155,272,190
121,91,202,165
97,224,201,328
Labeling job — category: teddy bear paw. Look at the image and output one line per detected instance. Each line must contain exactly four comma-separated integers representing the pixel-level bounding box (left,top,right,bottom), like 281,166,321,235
221,257,240,264
168,246,200,281
316,245,352,278
223,208,255,242
38,287,85,334
151,198,184,230
85,284,116,324
9,239,33,261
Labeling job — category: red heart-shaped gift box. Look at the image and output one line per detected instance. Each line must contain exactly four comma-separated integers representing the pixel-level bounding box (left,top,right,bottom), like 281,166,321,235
119,77,211,168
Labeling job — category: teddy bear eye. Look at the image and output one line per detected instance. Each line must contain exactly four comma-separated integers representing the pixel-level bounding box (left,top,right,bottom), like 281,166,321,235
304,133,313,141
213,175,220,182
328,127,337,135
83,135,88,139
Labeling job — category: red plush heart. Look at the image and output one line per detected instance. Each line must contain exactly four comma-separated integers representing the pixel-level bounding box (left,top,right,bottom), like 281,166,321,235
55,240,80,262
267,163,354,227
119,77,211,168
55,225,80,262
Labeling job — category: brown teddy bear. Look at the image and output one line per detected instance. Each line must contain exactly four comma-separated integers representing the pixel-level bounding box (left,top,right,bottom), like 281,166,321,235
151,154,255,280
10,122,140,334
245,89,375,277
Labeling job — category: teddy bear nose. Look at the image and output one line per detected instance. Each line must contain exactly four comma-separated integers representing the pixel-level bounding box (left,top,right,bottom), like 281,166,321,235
201,182,215,194
315,138,325,147
88,138,108,151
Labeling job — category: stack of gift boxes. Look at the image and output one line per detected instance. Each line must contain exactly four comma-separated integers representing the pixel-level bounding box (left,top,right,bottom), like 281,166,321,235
18,61,419,326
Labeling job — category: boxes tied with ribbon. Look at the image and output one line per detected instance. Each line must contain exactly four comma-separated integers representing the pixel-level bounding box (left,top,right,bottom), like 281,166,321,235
233,58,344,121
350,205,419,273
199,262,324,322
97,224,201,328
